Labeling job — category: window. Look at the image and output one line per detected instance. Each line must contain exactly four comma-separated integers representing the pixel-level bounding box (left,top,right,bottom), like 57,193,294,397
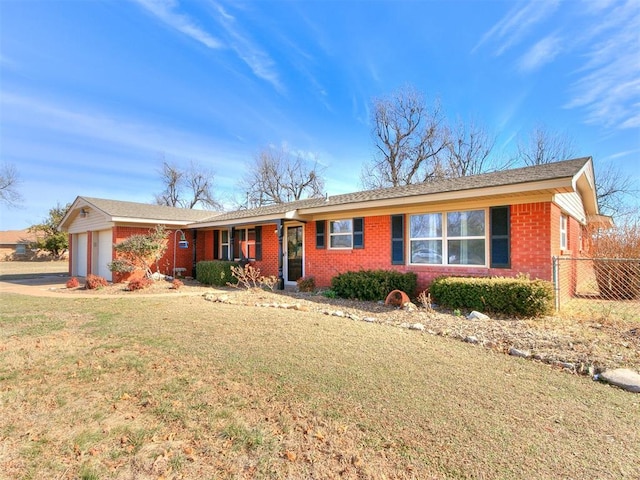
560,214,568,250
16,244,27,255
327,218,364,249
330,219,353,248
409,210,485,266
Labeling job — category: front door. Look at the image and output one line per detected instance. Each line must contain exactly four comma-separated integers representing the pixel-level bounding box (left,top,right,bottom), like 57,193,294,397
285,225,303,284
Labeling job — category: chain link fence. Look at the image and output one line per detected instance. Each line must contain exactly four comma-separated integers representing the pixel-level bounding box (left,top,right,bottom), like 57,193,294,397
552,257,640,321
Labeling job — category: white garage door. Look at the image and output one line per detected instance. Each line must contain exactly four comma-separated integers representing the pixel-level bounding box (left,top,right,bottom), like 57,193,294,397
74,233,88,277
96,230,113,281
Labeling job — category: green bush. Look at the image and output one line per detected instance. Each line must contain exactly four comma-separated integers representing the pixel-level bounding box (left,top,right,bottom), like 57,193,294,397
196,261,240,286
429,276,554,317
331,269,417,301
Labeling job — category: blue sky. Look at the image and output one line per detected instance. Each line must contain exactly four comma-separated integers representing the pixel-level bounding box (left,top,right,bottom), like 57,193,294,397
1,0,639,230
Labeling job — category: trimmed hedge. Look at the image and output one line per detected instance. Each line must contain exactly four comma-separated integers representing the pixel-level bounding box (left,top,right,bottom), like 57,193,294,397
429,276,554,318
331,269,417,301
196,261,240,286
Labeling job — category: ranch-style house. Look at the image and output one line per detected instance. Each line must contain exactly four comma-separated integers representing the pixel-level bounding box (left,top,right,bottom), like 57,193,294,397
59,157,609,295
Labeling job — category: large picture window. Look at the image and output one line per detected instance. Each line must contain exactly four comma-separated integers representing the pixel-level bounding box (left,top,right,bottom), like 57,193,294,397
410,210,485,265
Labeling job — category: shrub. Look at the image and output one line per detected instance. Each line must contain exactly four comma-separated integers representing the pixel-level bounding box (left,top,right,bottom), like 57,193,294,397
171,278,184,290
196,261,239,286
330,269,417,301
429,276,554,318
66,277,80,289
127,277,153,291
297,276,315,293
230,263,278,290
85,274,108,290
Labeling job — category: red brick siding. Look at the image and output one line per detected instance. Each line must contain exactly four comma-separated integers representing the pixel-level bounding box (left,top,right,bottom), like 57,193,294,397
252,225,279,277
303,202,558,291
200,230,214,261
112,226,194,282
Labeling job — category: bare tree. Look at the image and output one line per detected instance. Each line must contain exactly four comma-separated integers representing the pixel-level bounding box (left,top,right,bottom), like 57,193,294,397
239,146,325,207
0,162,24,207
154,159,221,209
595,161,639,221
516,125,576,166
445,118,497,177
361,86,449,189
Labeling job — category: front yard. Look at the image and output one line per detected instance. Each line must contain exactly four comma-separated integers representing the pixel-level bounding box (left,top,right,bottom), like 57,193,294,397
1,289,639,479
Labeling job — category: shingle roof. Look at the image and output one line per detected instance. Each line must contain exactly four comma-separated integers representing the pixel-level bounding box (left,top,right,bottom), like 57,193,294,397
208,197,326,222
80,197,219,222
321,157,591,207
0,229,38,245
190,157,592,226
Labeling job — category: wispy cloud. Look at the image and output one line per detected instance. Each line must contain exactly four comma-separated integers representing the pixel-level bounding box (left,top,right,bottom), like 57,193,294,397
565,0,640,129
517,34,562,73
133,0,222,49
212,3,284,94
472,0,560,56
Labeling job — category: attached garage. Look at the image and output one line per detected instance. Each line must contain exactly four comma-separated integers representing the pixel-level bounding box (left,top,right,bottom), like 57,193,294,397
59,196,214,282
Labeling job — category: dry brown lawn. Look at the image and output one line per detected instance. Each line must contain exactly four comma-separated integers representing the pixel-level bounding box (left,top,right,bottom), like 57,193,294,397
1,286,639,479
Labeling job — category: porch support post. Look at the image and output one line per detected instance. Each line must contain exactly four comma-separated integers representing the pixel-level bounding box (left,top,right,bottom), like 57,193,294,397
276,219,284,290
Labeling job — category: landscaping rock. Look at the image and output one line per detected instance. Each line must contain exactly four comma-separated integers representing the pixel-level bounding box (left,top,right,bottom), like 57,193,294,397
598,368,640,393
509,347,532,359
403,302,418,312
467,311,490,321
409,323,425,331
464,335,479,344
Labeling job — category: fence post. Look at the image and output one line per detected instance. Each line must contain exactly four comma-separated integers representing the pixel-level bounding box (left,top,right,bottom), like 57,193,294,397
552,256,560,312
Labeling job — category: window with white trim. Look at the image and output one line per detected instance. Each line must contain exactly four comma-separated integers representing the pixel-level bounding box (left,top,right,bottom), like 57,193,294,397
560,214,568,250
410,210,486,265
329,219,353,249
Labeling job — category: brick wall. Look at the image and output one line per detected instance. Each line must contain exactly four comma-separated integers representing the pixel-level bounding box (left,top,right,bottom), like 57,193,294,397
112,226,194,282
252,225,280,277
302,202,559,291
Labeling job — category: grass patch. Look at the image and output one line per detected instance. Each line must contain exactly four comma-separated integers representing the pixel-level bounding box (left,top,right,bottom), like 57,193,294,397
1,292,638,479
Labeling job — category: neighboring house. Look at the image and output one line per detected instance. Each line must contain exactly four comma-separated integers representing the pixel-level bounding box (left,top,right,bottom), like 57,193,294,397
0,230,38,261
59,157,610,294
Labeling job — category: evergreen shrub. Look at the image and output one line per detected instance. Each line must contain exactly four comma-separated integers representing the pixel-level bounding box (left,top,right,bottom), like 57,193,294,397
429,276,554,317
196,261,240,286
331,269,417,301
